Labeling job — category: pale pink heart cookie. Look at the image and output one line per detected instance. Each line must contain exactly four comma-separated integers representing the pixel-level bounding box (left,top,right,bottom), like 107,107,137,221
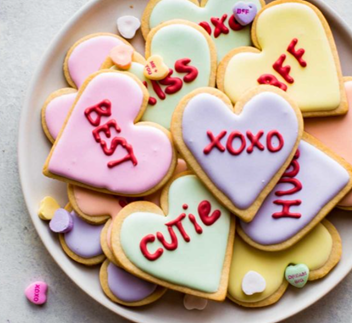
305,79,352,209
171,86,303,222
25,281,48,305
44,70,176,197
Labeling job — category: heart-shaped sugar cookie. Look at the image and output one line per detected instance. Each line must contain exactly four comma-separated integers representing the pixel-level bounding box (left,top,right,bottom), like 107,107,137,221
43,70,176,196
217,0,347,117
142,0,265,62
171,86,303,222
112,173,235,301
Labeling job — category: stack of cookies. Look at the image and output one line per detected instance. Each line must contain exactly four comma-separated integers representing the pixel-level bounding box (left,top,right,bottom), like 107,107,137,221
38,0,352,309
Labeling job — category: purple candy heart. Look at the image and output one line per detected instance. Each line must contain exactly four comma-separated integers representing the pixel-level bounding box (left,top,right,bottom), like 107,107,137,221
233,2,257,26
49,208,74,233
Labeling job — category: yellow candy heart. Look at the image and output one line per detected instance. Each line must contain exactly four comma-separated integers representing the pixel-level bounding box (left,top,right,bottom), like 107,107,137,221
38,196,60,221
143,55,169,81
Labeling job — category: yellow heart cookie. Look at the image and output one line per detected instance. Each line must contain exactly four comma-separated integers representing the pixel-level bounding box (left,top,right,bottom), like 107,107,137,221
217,0,347,117
143,55,170,80
38,196,60,220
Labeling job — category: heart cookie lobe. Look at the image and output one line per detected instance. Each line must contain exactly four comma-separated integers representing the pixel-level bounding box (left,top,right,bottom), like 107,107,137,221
239,133,352,251
217,0,347,117
112,173,235,301
142,0,264,62
172,86,303,222
43,70,176,196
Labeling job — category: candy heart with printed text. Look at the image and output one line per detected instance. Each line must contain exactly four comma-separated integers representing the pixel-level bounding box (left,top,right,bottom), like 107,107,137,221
217,0,347,117
44,70,176,196
171,86,303,222
112,173,235,301
142,0,265,62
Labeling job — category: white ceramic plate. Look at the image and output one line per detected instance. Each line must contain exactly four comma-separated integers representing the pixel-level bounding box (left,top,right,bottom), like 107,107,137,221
18,0,352,322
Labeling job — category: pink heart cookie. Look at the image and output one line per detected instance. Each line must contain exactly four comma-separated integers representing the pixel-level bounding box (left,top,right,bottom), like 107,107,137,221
44,71,176,196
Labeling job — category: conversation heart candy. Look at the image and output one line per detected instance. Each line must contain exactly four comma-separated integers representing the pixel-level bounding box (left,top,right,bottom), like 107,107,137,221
49,208,73,233
38,196,60,220
110,44,134,70
143,55,169,81
285,264,309,288
25,281,48,305
117,15,141,39
242,271,266,295
233,2,257,26
183,294,208,311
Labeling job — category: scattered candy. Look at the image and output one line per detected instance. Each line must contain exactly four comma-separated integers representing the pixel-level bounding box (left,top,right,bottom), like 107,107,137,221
143,55,170,81
285,264,309,288
183,294,208,311
233,2,257,26
109,44,134,70
242,270,266,295
38,196,60,221
117,15,141,39
25,281,48,305
49,208,73,233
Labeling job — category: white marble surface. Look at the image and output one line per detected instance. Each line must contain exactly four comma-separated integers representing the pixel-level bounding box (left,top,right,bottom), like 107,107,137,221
1,0,352,322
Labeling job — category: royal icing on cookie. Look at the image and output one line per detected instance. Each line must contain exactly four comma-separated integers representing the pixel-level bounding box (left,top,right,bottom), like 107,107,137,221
113,174,234,300
107,262,157,302
239,137,351,248
143,0,264,62
172,87,302,221
305,80,352,208
64,211,104,258
44,71,175,196
228,221,337,305
218,1,346,115
113,21,216,129
64,33,134,89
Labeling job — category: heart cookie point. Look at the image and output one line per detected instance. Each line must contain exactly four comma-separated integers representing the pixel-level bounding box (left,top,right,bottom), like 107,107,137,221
233,1,257,26
144,55,169,81
242,270,266,295
285,264,309,288
117,15,141,39
49,208,73,233
38,196,60,221
109,44,134,70
183,294,208,311
25,281,48,305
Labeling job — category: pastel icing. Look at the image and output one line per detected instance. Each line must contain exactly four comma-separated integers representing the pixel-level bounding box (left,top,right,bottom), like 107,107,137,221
221,2,342,112
305,81,352,207
120,174,232,293
182,91,299,209
45,92,77,141
228,223,333,303
46,72,174,195
67,35,129,88
64,211,104,258
147,0,263,62
240,140,350,245
107,262,157,302
113,22,214,129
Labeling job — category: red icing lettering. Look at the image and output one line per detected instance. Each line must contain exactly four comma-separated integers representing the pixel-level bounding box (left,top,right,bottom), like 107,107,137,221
175,58,198,83
107,138,138,168
165,213,190,242
159,69,183,94
188,214,203,234
140,234,163,261
275,178,302,196
267,130,284,152
85,99,112,126
199,21,212,35
92,119,121,151
273,54,294,84
257,74,288,91
287,38,307,68
143,81,157,106
272,200,302,219
211,14,229,38
246,130,264,153
227,131,246,155
198,200,221,226
204,130,227,154
182,204,188,210
228,14,243,31
284,150,300,177
156,227,178,250
151,79,166,100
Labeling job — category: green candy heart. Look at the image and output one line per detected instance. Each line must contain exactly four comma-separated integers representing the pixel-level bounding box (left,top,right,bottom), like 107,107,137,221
285,264,309,288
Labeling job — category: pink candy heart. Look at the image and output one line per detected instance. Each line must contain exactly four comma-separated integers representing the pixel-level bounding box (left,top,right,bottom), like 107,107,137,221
25,281,48,305
233,2,257,26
